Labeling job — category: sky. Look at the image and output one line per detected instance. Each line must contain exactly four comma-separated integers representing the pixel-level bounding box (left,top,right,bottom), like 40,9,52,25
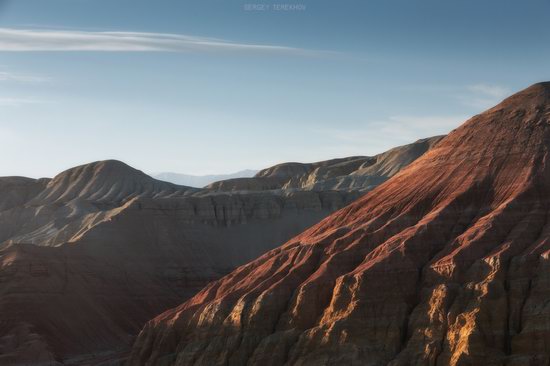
0,0,549,178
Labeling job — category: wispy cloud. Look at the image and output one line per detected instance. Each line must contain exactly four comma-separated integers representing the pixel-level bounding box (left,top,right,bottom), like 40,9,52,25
0,96,44,106
0,28,323,55
0,70,50,83
316,114,467,156
335,115,465,142
461,83,511,109
468,84,510,98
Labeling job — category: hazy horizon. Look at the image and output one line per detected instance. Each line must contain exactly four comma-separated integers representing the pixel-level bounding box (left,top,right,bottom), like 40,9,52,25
0,134,429,179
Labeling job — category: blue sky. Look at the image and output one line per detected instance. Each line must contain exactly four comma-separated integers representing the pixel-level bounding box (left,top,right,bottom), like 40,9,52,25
0,0,549,178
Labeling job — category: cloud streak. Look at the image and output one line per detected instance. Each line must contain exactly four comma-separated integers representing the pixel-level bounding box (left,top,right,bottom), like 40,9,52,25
315,114,467,157
331,115,466,142
0,28,322,55
461,83,511,109
0,96,44,106
467,84,510,98
0,70,50,83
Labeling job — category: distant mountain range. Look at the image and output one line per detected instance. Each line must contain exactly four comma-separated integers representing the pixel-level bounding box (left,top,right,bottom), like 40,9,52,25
153,170,258,188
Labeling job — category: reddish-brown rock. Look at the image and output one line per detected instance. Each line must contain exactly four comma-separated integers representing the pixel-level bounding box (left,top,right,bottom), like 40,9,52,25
129,82,550,366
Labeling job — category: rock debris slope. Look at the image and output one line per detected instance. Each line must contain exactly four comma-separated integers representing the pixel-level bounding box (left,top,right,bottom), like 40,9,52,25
129,82,550,366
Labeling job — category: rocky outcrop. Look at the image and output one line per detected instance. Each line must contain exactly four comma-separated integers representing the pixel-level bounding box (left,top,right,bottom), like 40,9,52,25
129,82,550,366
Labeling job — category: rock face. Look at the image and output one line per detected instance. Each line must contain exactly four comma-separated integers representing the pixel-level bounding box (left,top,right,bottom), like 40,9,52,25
129,82,550,366
0,136,438,362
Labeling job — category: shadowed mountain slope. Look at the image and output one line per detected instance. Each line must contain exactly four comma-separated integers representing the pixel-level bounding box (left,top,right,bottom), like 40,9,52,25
129,83,550,366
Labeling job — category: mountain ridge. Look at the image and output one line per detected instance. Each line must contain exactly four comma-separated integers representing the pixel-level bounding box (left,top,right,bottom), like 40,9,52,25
206,136,444,192
31,159,192,205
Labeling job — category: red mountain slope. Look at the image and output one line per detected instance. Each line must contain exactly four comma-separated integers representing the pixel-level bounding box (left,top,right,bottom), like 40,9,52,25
129,82,550,366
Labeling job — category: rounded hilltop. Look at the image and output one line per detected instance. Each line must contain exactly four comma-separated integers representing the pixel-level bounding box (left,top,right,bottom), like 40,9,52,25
31,159,191,204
